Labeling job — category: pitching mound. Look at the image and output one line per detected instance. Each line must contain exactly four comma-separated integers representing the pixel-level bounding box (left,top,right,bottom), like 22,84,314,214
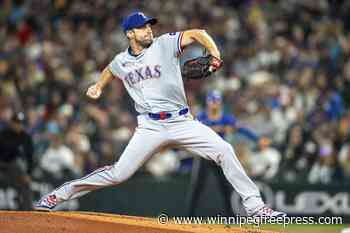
0,211,279,233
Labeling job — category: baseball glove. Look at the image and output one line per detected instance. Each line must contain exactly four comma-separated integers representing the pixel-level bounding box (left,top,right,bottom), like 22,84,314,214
181,55,223,80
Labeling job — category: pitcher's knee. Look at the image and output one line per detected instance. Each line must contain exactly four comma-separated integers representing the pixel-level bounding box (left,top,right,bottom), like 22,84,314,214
218,141,234,155
214,141,235,163
110,165,133,184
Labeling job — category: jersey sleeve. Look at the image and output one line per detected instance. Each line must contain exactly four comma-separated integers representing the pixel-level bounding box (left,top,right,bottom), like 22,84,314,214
158,32,184,57
108,55,123,79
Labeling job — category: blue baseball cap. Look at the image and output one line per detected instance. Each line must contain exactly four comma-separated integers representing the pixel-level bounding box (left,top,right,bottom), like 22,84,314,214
122,12,157,33
206,90,222,103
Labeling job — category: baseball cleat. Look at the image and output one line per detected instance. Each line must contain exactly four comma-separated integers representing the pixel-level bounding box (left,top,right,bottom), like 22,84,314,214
34,194,58,211
251,206,287,218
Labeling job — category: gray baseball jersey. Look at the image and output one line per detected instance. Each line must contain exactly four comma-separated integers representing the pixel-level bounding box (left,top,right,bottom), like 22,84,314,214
108,32,187,114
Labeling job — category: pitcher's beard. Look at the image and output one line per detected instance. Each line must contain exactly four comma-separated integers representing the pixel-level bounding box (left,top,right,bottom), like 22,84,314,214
138,38,153,48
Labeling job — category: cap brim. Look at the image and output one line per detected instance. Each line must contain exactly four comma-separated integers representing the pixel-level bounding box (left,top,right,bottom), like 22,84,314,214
135,17,157,29
146,18,157,25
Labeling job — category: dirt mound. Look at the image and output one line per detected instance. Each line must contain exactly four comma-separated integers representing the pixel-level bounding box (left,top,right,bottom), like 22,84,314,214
0,211,279,233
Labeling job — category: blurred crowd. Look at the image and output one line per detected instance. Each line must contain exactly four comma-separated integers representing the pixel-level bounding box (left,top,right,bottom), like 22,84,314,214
1,0,350,185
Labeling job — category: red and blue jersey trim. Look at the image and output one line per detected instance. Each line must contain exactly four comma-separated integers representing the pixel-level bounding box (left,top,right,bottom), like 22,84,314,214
177,32,184,55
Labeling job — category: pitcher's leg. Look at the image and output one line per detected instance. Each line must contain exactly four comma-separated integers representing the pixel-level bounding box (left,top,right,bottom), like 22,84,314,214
36,127,167,209
171,120,264,215
212,140,264,215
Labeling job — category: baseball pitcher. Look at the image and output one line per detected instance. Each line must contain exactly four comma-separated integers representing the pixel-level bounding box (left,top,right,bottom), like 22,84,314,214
35,11,286,218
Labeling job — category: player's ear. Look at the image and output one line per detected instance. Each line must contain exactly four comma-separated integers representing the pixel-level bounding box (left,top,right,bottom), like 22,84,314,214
126,30,134,40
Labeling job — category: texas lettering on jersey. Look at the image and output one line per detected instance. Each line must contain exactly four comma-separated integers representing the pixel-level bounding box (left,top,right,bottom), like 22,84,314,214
124,65,161,86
